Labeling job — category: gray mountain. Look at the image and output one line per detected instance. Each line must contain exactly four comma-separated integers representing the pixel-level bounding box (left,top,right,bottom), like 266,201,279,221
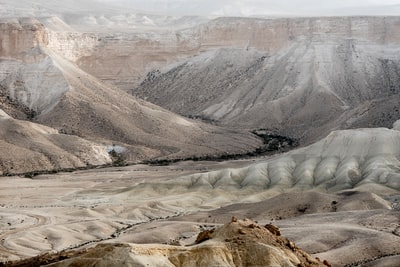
133,17,400,144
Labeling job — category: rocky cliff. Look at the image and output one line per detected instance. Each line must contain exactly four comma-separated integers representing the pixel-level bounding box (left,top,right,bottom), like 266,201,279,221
132,16,400,143
0,18,48,60
0,17,263,173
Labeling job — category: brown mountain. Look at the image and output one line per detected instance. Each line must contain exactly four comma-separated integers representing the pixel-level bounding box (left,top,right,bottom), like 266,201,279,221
0,18,261,173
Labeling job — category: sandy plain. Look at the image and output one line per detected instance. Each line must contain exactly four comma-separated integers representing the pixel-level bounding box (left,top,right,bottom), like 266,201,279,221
0,160,256,261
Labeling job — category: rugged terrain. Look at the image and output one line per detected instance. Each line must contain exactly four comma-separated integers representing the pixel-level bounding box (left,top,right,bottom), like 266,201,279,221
0,1,399,267
0,16,262,174
0,128,399,266
36,219,327,267
2,4,400,149
133,16,400,143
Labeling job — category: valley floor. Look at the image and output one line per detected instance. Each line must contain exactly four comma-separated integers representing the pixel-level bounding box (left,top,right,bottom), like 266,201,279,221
0,160,399,267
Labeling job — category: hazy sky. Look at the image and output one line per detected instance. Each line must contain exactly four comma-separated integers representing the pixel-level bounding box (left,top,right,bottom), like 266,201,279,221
95,0,400,16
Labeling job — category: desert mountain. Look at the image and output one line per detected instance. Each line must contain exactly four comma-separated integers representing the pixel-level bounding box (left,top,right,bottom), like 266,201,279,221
132,16,400,143
0,17,262,173
3,2,400,147
4,2,400,148
0,2,400,266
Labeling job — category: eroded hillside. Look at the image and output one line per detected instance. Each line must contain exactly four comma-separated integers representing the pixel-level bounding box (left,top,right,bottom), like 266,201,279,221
0,18,262,174
133,17,400,143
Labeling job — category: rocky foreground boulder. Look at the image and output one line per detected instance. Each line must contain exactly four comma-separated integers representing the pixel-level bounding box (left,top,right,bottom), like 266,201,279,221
4,219,330,267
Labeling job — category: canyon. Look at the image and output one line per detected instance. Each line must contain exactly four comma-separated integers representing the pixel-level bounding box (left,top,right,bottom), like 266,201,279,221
0,0,399,266
0,17,262,174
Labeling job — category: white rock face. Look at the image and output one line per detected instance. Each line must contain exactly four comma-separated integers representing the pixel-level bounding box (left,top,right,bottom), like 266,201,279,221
0,18,71,114
46,31,98,62
144,128,400,195
0,57,70,114
0,109,11,119
393,119,400,130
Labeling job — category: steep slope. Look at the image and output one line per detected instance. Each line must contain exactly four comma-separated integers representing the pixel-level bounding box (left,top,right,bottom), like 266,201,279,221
0,18,262,169
0,109,111,175
133,16,400,143
38,50,262,160
7,7,399,146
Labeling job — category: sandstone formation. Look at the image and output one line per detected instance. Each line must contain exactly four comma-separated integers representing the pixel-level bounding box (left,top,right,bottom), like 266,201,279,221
10,219,327,267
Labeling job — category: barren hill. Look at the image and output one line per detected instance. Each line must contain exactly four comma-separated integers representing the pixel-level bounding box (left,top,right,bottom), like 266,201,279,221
3,2,400,146
133,16,400,143
0,17,262,173
0,110,111,175
130,128,400,198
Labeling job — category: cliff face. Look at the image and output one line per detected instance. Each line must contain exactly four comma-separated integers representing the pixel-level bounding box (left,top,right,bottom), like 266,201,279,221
47,31,98,62
0,19,75,118
0,19,69,115
76,16,400,91
75,32,203,90
0,17,262,173
189,17,400,51
132,16,400,143
0,18,48,60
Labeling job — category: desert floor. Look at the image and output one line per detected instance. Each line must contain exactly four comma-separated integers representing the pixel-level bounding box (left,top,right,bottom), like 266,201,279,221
0,159,399,267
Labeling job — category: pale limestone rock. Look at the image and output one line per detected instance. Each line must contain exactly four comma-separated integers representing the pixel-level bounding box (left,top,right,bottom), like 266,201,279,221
44,220,326,267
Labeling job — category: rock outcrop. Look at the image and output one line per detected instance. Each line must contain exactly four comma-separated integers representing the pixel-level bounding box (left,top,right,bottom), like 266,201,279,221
8,219,327,267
